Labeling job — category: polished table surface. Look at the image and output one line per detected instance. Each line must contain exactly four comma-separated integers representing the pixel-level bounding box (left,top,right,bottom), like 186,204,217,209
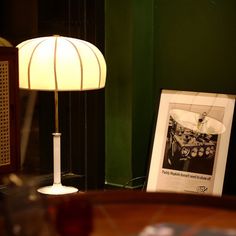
2,188,236,235
90,191,236,236
47,191,236,236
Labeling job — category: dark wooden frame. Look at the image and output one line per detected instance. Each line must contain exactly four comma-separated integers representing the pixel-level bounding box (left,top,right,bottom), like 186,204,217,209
0,47,20,178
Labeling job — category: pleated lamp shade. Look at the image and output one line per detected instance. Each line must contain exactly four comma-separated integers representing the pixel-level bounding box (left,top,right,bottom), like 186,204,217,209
17,35,106,91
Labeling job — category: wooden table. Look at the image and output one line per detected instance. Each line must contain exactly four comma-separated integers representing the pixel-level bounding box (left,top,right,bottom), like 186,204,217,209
48,191,236,236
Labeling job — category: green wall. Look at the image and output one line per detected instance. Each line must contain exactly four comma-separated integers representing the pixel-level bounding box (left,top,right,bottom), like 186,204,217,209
154,0,236,94
105,0,155,187
105,0,236,191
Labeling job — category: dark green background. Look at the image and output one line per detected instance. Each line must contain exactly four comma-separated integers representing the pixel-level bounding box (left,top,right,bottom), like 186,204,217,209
105,0,236,192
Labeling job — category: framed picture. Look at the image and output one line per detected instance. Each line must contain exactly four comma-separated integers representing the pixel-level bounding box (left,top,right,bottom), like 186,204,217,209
147,90,235,196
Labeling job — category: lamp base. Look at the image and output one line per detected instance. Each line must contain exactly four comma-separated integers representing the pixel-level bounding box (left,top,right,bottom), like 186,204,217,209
37,183,78,195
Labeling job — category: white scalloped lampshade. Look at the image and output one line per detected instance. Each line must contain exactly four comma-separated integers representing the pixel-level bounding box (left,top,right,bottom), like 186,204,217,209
17,35,106,91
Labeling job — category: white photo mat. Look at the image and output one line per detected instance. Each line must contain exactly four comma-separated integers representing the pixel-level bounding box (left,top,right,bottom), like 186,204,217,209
147,90,235,196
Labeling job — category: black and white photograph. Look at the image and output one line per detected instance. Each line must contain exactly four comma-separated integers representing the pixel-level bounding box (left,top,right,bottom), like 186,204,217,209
147,90,235,196
162,103,225,175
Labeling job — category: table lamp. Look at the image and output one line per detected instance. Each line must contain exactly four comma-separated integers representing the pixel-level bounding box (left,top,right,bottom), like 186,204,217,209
17,35,106,195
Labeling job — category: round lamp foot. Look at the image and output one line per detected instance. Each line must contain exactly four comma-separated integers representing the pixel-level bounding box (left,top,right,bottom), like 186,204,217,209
37,183,78,195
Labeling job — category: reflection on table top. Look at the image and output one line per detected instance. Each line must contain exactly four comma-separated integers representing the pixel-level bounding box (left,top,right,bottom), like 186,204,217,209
48,190,236,236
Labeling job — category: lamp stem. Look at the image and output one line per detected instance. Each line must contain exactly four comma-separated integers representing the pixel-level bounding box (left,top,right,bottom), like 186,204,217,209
53,132,61,184
37,90,78,194
53,90,61,185
54,90,59,133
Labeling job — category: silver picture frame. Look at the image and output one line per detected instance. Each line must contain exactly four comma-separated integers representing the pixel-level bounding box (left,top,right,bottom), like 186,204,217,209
147,89,235,196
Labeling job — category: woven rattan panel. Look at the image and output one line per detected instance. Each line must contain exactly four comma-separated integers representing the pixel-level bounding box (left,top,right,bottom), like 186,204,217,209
0,61,10,166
